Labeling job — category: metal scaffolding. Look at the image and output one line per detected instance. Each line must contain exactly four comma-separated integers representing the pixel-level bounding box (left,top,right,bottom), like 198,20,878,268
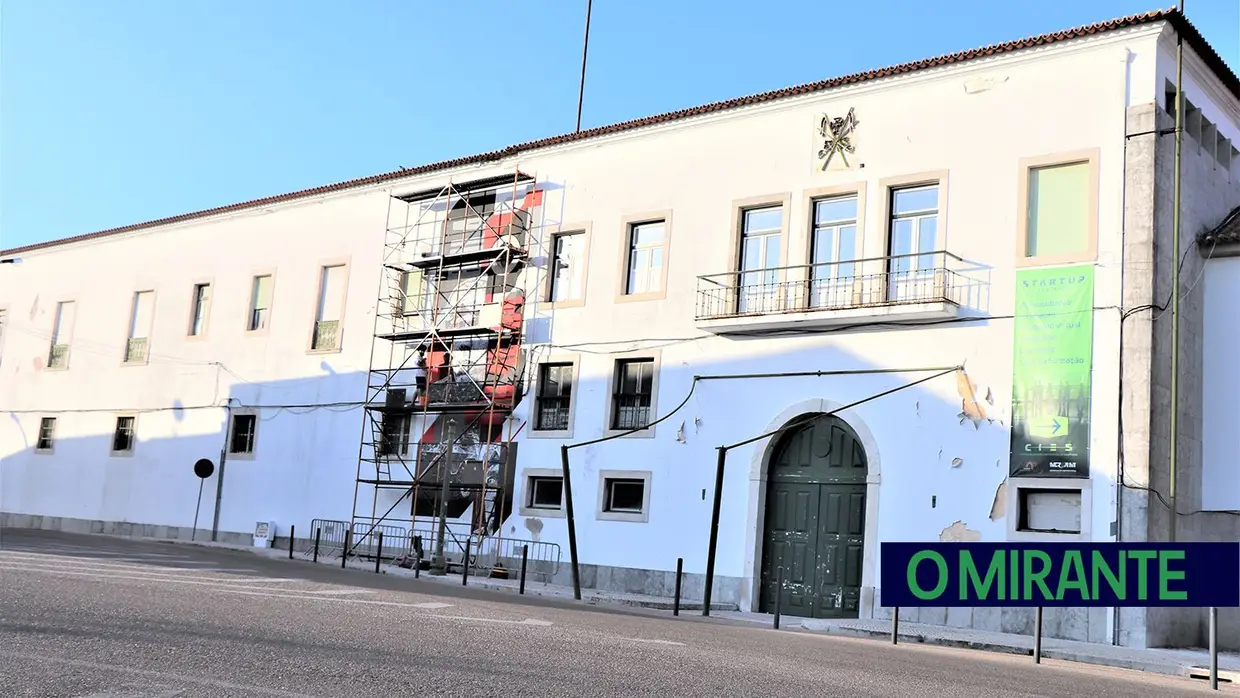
349,169,539,572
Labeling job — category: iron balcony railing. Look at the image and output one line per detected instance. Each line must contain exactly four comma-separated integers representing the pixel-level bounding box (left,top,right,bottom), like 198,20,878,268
696,251,970,321
312,319,340,351
48,343,69,369
123,337,149,364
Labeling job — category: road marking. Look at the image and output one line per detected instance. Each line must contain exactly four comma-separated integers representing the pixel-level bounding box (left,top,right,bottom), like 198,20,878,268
0,563,305,589
620,638,687,646
1,650,319,697
0,551,262,576
215,589,549,626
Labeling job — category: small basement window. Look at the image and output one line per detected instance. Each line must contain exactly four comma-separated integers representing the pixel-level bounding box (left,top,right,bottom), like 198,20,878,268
603,478,646,514
527,476,564,510
1017,488,1082,535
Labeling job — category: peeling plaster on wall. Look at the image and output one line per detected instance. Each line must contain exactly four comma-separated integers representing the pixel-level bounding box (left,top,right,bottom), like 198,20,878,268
676,422,686,443
957,371,988,425
963,75,1010,94
939,520,982,542
990,481,1008,521
523,518,543,540
951,457,963,468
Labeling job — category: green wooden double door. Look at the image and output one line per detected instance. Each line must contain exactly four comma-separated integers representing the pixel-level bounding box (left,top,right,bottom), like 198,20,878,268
759,415,867,619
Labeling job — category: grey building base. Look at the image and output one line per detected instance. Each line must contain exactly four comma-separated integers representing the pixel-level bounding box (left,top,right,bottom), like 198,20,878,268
543,561,744,609
0,512,254,547
869,588,1108,644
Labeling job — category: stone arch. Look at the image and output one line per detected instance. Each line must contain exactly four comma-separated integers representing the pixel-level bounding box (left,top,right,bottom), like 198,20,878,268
742,398,882,617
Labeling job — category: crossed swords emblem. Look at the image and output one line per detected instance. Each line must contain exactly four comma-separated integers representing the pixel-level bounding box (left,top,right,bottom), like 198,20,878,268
817,108,860,171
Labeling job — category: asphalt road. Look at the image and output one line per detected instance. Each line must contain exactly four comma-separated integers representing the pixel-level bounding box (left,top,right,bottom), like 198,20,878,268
0,529,1226,697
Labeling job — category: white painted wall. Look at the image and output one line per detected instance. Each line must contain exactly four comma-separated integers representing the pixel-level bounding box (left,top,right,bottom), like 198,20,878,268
0,23,1188,617
0,191,393,538
1202,256,1240,511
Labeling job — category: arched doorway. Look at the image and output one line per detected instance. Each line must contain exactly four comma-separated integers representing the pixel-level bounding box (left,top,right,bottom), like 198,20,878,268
759,413,868,618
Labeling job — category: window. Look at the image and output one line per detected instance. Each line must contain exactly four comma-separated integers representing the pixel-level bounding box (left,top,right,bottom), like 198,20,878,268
534,363,573,431
624,221,665,295
124,291,155,364
397,269,423,316
48,301,75,369
229,414,257,455
312,265,346,351
189,283,211,336
1016,488,1082,535
596,470,652,522
611,358,654,430
887,185,940,301
111,416,136,454
527,476,564,510
248,275,273,331
378,388,411,457
736,206,783,314
35,417,56,452
1025,162,1090,259
548,232,585,303
809,195,859,308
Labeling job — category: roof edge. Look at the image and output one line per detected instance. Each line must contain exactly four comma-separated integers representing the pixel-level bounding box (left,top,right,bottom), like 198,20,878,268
5,8,1230,259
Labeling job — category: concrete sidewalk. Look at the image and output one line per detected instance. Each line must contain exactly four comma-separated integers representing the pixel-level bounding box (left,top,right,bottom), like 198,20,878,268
153,534,739,612
105,532,1240,683
713,612,1240,683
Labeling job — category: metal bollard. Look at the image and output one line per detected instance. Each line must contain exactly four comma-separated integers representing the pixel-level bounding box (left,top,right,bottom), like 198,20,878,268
519,545,528,595
462,538,471,586
313,528,321,563
1034,606,1044,664
375,531,384,574
1210,606,1219,690
342,530,351,569
288,525,295,560
673,557,683,617
773,566,783,630
892,607,900,645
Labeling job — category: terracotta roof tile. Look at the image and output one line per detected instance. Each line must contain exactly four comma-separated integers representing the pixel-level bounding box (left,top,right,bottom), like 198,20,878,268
1201,206,1240,248
3,8,1232,258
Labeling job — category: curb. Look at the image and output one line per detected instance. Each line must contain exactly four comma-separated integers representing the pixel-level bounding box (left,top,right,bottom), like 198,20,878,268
151,535,741,613
801,625,1199,679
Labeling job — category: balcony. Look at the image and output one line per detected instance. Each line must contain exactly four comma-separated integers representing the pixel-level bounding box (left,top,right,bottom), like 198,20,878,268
695,251,977,334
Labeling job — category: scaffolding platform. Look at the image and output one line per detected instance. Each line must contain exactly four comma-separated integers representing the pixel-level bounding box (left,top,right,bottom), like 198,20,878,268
349,169,540,561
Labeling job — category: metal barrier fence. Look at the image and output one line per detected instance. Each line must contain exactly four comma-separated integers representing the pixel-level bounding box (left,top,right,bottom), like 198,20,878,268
303,517,560,582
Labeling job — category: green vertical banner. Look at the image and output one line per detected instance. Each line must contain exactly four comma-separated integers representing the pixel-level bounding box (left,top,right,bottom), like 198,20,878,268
1009,265,1095,478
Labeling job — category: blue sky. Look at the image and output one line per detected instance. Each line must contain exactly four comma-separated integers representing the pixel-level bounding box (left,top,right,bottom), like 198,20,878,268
1,1,1236,251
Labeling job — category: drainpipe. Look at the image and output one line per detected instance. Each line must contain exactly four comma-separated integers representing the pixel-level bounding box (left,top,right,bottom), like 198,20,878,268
1112,47,1135,647
1168,4,1185,544
211,400,233,542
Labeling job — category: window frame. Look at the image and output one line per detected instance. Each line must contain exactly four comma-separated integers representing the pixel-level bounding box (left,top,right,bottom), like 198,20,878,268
186,279,214,339
518,468,566,517
122,290,156,366
595,470,652,523
308,259,351,354
110,414,137,457
543,225,592,309
35,416,56,454
245,272,277,335
0,306,8,367
228,411,259,459
614,210,673,302
529,357,579,438
604,352,661,438
1015,150,1100,268
46,299,76,371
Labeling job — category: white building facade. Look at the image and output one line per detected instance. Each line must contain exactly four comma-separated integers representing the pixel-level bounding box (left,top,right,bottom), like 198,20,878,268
3,10,1239,650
